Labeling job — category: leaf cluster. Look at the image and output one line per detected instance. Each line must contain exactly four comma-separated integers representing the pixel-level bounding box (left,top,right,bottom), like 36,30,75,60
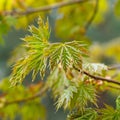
10,17,88,86
66,96,120,120
1,16,120,120
67,108,98,120
47,65,97,111
9,18,113,118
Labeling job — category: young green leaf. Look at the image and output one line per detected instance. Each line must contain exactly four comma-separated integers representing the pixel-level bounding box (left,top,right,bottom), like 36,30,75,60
47,66,70,99
67,108,98,120
49,41,88,71
56,85,77,110
83,63,108,76
10,17,50,86
100,104,120,120
72,83,97,111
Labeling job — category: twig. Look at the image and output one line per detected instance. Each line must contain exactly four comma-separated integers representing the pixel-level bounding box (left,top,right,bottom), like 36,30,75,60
111,72,119,79
5,85,48,106
85,0,99,30
107,85,120,90
83,70,120,85
73,66,120,86
3,0,89,17
108,64,120,70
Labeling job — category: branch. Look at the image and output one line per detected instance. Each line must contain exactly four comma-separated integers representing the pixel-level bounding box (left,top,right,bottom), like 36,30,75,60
83,70,120,85
3,0,89,17
73,66,120,86
5,85,48,106
107,85,120,90
108,64,120,70
85,0,99,30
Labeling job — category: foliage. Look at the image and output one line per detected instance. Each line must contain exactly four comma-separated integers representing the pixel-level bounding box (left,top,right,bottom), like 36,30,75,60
47,66,97,111
67,108,98,120
10,17,88,86
0,0,120,120
0,79,46,120
99,105,120,120
83,63,108,75
10,17,50,86
0,0,111,43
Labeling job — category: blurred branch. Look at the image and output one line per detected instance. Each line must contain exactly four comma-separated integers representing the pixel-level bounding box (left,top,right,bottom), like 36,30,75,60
108,64,120,70
3,0,88,17
107,85,120,90
73,66,120,86
5,85,48,106
85,0,99,30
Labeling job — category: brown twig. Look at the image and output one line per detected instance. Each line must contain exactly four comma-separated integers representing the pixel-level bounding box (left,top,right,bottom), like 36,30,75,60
107,85,120,90
108,64,120,70
73,66,120,86
3,0,89,17
5,85,48,106
85,0,99,30
83,70,120,85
